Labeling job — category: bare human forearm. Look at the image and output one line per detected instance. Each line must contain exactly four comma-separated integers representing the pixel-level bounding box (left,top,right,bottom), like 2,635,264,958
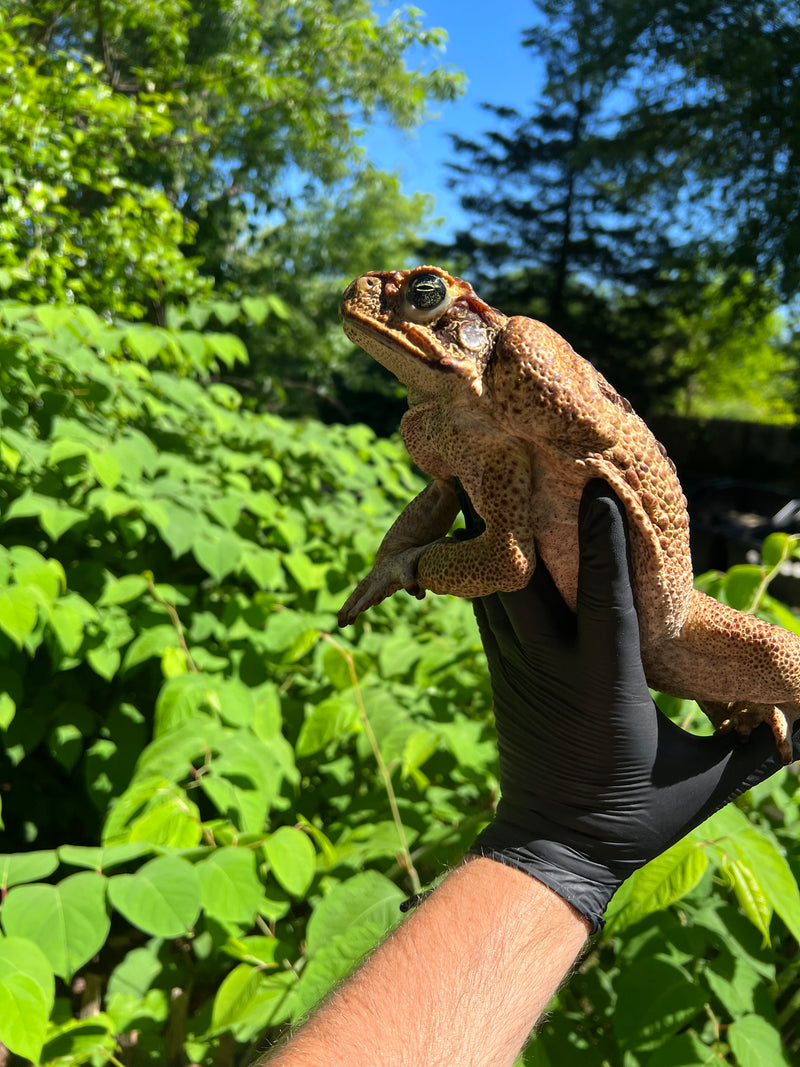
263,857,590,1067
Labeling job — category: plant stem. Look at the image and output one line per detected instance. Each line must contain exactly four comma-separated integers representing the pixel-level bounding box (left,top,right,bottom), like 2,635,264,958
147,577,199,672
745,535,800,614
322,634,421,895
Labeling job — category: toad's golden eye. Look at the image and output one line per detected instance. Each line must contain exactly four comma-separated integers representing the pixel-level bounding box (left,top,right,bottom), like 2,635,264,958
407,273,447,310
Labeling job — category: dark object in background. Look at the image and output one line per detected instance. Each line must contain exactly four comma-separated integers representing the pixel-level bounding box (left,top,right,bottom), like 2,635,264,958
688,479,800,606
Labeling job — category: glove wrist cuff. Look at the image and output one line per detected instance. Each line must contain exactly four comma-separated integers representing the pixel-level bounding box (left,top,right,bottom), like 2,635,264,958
471,825,625,933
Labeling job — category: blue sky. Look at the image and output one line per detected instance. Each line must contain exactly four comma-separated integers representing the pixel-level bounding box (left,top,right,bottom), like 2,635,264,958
363,1,545,240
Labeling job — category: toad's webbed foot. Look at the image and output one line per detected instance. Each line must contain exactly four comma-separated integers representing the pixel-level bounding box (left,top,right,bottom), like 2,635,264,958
337,545,429,627
700,700,799,765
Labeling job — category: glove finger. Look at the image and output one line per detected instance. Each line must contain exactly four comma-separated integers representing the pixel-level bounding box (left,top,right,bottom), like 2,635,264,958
498,562,576,649
576,480,644,671
650,715,788,843
472,595,507,664
454,479,486,538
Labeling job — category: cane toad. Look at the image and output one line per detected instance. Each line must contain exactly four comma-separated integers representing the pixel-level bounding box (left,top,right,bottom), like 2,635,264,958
338,265,800,762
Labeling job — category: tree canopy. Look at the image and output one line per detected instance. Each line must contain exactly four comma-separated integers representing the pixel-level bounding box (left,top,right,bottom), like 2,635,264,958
3,0,463,412
444,0,800,420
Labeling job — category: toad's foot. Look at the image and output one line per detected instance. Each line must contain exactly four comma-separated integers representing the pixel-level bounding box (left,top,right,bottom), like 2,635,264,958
338,545,431,627
700,700,800,765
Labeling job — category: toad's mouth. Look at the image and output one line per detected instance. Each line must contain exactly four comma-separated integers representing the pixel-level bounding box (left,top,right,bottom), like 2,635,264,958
342,316,467,374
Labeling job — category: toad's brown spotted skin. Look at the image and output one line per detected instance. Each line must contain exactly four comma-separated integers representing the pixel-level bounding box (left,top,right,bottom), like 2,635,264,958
338,265,800,761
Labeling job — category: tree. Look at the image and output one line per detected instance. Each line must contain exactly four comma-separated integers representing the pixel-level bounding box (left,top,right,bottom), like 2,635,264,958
440,1,687,412
0,16,208,319
539,0,800,297
3,0,464,413
442,0,800,418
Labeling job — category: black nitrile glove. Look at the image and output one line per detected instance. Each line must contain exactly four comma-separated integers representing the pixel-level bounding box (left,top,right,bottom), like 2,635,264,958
470,479,799,931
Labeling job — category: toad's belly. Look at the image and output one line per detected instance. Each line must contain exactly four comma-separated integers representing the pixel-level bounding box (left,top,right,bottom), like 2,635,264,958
528,455,694,644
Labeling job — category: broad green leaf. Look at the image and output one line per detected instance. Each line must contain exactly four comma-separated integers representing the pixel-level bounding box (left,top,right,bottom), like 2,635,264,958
728,1014,793,1067
293,920,386,1019
200,731,281,833
108,855,201,936
193,530,244,580
0,935,54,1063
1,872,109,980
88,449,122,489
107,944,162,1001
0,692,14,729
240,548,283,589
58,842,152,872
283,551,328,592
39,503,87,541
241,296,270,323
721,565,763,611
305,870,405,956
264,826,316,898
644,1032,718,1067
39,1013,117,1067
122,624,179,670
332,820,411,867
104,773,203,849
205,332,247,367
730,825,800,944
47,600,86,655
401,728,439,779
261,610,320,653
296,693,361,757
726,858,773,945
209,302,240,326
124,325,166,362
197,848,264,923
605,835,708,934
157,502,204,558
761,531,791,570
702,805,800,942
223,935,283,966
123,787,203,849
613,956,706,1051
210,966,295,1040
11,549,65,599
86,643,122,680
0,584,38,647
704,955,765,1019
98,574,149,606
0,850,59,888
322,646,372,691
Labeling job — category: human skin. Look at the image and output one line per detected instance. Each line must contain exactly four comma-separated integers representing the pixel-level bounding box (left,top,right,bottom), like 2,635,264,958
263,857,589,1067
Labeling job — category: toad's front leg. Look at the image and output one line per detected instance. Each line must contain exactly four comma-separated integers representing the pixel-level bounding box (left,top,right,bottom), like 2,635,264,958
338,478,461,626
415,448,537,599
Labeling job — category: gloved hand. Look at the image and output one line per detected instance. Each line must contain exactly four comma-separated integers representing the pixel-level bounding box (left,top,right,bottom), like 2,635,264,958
470,479,798,931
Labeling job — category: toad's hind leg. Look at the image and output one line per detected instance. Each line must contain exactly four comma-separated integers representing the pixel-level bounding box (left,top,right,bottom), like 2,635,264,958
643,589,800,764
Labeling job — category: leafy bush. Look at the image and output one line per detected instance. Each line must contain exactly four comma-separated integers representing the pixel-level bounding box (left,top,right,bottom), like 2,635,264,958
1,302,800,1065
0,302,490,1064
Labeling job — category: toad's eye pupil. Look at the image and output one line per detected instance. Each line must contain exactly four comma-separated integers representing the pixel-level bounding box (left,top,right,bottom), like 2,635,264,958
408,273,447,310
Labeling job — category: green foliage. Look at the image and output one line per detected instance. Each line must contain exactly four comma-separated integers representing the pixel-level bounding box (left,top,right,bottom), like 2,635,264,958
2,302,800,1063
5,0,465,415
0,16,207,318
449,0,800,422
546,0,800,296
670,273,797,424
0,302,490,1063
